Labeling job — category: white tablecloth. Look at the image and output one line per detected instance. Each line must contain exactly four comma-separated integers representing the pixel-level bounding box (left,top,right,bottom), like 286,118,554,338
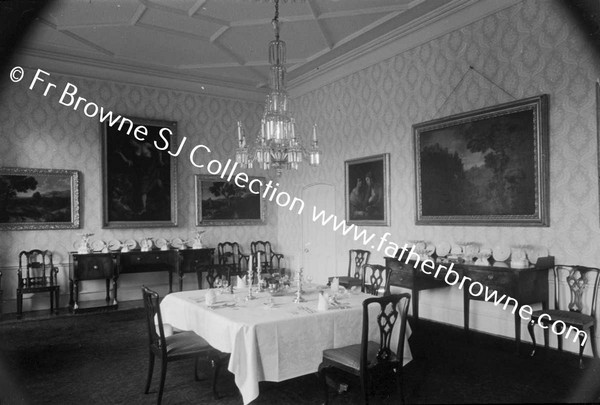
160,288,412,404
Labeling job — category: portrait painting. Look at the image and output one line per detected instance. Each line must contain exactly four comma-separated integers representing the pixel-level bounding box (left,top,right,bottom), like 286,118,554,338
0,167,80,230
345,153,390,226
414,94,549,226
102,117,177,228
195,175,265,226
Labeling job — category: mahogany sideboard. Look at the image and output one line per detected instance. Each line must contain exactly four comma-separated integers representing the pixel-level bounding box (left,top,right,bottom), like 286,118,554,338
69,248,214,312
386,254,554,351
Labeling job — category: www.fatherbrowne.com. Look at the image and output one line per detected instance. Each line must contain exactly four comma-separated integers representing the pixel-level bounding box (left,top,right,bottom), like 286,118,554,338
312,206,588,347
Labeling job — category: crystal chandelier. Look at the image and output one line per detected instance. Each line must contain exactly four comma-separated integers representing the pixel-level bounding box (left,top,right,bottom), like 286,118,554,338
235,0,321,176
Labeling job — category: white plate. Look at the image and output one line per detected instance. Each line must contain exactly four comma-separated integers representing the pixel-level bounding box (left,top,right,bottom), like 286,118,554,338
155,238,168,249
91,239,106,252
450,244,462,255
108,239,122,250
492,246,511,262
171,237,184,249
435,242,451,257
125,239,138,250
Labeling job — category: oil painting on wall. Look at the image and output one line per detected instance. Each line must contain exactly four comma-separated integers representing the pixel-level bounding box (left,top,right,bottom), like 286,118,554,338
102,117,178,228
0,167,80,230
196,175,265,226
414,95,549,226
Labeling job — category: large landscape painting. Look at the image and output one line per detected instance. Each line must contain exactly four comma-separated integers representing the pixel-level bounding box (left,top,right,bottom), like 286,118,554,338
0,167,80,230
414,95,549,226
196,175,265,226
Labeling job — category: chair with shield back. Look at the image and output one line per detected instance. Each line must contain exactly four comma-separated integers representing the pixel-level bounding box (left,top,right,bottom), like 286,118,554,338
362,264,391,296
141,286,229,404
17,249,60,319
328,249,371,290
318,293,411,404
527,265,600,368
250,241,284,275
217,241,249,277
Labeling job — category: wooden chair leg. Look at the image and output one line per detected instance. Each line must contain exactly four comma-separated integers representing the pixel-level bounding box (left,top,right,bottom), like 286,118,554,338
17,290,23,319
590,325,598,359
527,319,537,357
396,368,405,404
144,351,155,394
157,360,167,405
211,356,221,400
50,291,54,313
579,333,587,369
318,363,329,405
55,288,60,314
360,371,369,405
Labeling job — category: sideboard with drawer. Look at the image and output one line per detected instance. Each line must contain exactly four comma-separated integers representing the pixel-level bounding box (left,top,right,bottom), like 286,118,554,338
386,254,554,351
69,252,119,312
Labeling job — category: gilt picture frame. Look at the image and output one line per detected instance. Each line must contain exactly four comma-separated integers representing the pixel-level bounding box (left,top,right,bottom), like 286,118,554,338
102,117,178,228
0,167,80,230
195,174,266,226
345,153,391,226
414,94,549,226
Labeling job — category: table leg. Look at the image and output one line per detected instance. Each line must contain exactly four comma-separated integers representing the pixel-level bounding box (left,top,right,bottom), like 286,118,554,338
412,287,419,321
514,309,521,353
112,276,118,305
464,292,470,333
105,279,111,303
69,278,74,309
73,280,79,311
168,270,174,293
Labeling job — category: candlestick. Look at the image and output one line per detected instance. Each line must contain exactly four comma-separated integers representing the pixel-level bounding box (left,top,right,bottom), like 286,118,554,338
237,121,243,143
246,256,255,300
312,124,317,142
293,267,305,303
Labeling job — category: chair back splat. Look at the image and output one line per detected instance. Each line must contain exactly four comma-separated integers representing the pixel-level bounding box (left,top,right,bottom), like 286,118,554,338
217,242,249,276
319,293,411,404
349,249,371,279
528,265,600,369
362,264,391,296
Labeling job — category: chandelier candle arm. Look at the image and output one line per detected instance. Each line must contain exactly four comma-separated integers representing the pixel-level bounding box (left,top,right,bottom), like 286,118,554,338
233,0,321,176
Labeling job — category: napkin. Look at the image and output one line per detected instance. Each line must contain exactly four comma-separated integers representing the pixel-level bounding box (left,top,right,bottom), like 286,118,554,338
317,291,330,311
330,277,340,294
237,275,247,288
205,289,217,306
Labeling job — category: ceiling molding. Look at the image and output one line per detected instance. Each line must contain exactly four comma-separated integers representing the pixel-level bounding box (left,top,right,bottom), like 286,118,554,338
289,0,520,97
13,48,267,102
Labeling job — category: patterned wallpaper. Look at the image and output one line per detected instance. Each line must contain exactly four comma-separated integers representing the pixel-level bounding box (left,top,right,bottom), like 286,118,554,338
0,70,277,303
276,0,600,348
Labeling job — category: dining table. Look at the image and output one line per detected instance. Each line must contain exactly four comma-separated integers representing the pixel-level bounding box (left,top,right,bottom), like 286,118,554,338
160,285,413,404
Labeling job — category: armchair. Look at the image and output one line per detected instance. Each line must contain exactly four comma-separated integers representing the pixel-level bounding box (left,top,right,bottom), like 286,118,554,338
17,249,60,319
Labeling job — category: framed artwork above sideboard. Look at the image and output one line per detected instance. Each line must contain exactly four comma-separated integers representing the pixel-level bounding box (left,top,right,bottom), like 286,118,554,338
413,94,549,227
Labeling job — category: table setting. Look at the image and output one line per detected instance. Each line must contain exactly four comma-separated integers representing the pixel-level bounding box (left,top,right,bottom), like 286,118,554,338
160,278,412,405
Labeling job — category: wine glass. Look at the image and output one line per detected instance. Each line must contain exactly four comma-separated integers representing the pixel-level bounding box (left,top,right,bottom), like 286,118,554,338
306,274,313,287
214,278,222,293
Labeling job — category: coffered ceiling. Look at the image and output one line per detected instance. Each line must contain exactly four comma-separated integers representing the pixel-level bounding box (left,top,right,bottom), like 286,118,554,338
5,0,521,100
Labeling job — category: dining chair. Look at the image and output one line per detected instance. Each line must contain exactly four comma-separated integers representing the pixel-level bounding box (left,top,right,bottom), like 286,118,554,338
362,264,391,296
527,265,600,368
17,249,60,319
250,241,284,274
0,270,3,319
217,241,249,277
318,293,411,404
328,249,371,290
198,264,234,289
142,286,229,404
